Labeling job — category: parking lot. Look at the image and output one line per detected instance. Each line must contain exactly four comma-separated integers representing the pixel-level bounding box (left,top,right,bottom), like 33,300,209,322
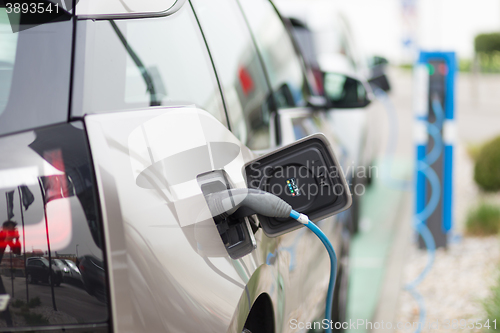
345,68,500,333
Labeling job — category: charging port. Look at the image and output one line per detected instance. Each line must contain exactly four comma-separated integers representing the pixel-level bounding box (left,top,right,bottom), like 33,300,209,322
197,170,257,259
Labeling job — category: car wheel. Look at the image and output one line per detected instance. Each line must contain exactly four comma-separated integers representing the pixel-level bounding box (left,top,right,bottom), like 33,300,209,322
349,194,360,235
332,228,350,332
349,174,366,235
27,273,34,284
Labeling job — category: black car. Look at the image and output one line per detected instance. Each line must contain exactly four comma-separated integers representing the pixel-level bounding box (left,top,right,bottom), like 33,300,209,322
26,257,63,286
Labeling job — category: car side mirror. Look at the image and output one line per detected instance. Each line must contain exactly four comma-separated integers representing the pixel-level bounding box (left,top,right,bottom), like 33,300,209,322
323,72,372,109
245,134,352,237
369,55,389,68
368,55,391,92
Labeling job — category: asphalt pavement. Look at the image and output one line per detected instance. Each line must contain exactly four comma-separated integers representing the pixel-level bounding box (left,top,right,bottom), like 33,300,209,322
0,275,107,326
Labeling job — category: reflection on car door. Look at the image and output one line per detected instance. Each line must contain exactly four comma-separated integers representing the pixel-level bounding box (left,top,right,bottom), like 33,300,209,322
0,122,109,331
238,0,348,323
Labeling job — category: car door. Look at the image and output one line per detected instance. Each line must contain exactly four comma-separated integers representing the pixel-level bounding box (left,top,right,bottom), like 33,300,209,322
36,260,47,281
73,3,288,332
30,260,41,281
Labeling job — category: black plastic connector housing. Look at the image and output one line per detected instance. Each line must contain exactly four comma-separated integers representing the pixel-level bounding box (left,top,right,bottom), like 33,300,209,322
245,134,352,237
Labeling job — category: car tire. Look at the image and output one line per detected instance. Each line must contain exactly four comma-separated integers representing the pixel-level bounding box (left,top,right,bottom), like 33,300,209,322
349,193,360,235
349,172,368,235
27,273,34,284
332,228,350,332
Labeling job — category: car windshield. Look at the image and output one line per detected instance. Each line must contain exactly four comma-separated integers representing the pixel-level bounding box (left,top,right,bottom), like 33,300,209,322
52,259,64,267
63,260,78,269
39,258,49,266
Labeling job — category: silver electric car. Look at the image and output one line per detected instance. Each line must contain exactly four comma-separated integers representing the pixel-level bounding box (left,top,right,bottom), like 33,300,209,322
0,0,373,331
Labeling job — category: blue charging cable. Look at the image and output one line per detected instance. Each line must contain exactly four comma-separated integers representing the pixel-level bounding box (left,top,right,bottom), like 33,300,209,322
290,210,337,333
373,87,442,333
405,96,443,333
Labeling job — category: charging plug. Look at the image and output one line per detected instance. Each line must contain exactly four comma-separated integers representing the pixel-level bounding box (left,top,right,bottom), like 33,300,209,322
204,188,292,220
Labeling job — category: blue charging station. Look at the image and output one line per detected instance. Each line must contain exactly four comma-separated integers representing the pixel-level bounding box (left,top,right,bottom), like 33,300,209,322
414,51,456,249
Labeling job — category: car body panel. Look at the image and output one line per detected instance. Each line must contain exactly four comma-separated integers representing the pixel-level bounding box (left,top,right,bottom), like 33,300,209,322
85,107,288,332
85,105,347,332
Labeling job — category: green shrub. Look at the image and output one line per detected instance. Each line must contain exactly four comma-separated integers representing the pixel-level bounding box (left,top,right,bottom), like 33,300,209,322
465,202,500,236
475,33,500,54
474,136,500,192
10,299,24,308
458,59,472,72
475,33,500,72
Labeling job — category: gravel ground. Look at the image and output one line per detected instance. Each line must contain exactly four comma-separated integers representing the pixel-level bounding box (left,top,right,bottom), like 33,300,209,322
394,143,500,333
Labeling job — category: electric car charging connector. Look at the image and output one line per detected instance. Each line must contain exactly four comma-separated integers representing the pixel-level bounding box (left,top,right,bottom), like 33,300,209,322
206,189,338,333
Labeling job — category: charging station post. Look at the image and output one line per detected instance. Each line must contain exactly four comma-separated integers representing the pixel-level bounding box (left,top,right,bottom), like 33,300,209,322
414,51,456,249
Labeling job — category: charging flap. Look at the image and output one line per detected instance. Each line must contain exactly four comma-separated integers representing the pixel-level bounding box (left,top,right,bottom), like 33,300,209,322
245,134,352,237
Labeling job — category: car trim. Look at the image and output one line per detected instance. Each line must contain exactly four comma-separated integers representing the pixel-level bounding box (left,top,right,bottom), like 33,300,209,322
76,0,186,20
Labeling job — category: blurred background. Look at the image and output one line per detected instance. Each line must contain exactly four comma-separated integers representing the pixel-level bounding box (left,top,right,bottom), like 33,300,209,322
275,0,500,332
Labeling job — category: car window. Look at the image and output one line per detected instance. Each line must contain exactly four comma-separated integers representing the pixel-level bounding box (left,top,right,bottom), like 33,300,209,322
0,9,72,136
238,0,309,108
0,122,109,330
72,4,227,126
28,260,41,267
192,0,275,150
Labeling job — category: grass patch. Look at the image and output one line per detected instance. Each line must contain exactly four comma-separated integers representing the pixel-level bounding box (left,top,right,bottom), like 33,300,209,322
399,59,472,72
399,63,413,71
466,202,500,236
28,297,41,308
11,296,47,325
20,312,49,325
483,272,500,332
459,59,473,72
